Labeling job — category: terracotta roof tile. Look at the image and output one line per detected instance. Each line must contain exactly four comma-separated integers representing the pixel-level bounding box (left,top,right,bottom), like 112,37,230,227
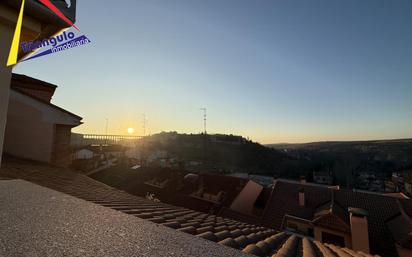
302,237,317,257
0,159,380,257
262,180,409,256
218,237,240,248
273,234,299,257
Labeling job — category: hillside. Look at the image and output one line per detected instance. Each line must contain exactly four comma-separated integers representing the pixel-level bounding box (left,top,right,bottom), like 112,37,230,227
138,132,288,174
267,138,412,185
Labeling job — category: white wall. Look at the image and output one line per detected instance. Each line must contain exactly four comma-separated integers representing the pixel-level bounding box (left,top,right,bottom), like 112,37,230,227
74,149,94,160
0,3,42,167
4,90,81,163
230,180,263,215
0,22,14,167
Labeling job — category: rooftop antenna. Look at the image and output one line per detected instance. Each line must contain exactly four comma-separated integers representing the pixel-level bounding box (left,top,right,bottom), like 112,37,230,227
199,108,207,134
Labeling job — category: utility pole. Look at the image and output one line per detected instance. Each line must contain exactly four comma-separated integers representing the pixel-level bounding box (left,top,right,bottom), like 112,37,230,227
141,114,148,167
142,114,147,137
200,108,207,134
199,108,208,169
105,118,109,145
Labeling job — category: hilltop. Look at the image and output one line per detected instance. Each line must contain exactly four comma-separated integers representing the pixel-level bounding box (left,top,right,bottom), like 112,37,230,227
137,132,288,174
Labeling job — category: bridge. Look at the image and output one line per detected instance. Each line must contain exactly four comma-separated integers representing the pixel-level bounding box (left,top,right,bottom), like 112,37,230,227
71,133,144,147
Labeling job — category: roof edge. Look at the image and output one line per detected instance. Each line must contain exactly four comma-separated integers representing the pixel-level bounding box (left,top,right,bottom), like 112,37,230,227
12,88,83,121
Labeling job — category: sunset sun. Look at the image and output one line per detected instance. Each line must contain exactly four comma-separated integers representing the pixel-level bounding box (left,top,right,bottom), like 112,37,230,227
127,127,135,134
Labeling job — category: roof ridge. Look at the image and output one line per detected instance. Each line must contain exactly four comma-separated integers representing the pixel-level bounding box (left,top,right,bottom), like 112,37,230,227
12,73,58,88
11,88,83,120
396,199,412,224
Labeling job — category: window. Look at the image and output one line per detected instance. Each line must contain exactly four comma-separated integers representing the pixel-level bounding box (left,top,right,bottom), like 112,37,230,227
321,232,345,247
287,222,298,231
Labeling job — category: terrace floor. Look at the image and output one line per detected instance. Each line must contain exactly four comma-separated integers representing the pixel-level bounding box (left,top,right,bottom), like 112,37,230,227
0,179,248,257
0,157,380,257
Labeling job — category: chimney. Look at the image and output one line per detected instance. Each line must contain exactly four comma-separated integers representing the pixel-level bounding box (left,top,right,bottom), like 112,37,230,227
348,207,370,253
299,188,305,207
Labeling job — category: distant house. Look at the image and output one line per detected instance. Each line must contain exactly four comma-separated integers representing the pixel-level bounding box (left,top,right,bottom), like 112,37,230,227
260,179,412,257
400,170,412,196
313,171,333,185
71,144,128,172
100,144,129,159
74,148,95,160
182,173,272,217
405,181,412,196
405,173,412,197
3,74,82,167
147,150,168,163
210,134,245,145
74,144,128,160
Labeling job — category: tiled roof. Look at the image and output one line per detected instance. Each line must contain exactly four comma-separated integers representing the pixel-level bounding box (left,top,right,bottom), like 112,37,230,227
9,73,82,120
11,88,83,120
399,198,412,217
262,179,412,257
0,158,378,257
11,73,57,103
313,213,351,234
93,169,255,215
386,214,412,249
12,73,58,90
312,191,351,233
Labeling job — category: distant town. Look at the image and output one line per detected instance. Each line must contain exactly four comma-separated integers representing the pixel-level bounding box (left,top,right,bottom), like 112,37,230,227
71,131,412,198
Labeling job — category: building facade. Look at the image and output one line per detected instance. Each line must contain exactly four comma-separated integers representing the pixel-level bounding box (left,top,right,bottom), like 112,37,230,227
3,74,82,166
0,0,77,167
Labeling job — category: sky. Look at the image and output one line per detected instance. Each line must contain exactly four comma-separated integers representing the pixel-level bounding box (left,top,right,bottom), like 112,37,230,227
14,0,412,144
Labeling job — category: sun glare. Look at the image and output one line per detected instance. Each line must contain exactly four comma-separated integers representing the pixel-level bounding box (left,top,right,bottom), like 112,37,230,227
127,127,135,134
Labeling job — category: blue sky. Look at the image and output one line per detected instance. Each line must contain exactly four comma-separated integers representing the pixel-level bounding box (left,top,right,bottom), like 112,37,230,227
15,0,412,143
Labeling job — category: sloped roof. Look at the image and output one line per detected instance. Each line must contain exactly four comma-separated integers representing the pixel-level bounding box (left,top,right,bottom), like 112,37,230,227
313,212,351,234
11,88,83,121
0,158,378,257
10,73,82,121
313,190,351,233
262,179,412,257
12,73,57,89
386,199,412,249
387,214,412,249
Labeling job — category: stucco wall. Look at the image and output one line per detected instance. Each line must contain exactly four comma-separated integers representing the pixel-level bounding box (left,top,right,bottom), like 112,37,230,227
230,180,263,215
350,215,370,253
0,21,14,166
4,90,81,163
314,226,352,249
285,218,313,235
74,149,94,160
0,3,42,166
52,124,74,166
4,92,55,162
